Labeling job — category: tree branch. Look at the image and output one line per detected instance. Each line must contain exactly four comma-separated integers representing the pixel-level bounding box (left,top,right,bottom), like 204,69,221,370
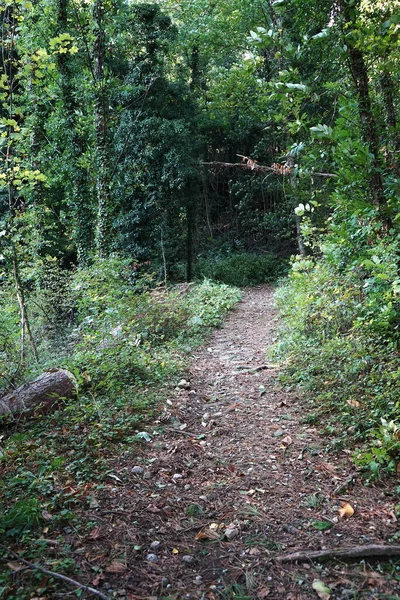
201,160,337,178
275,544,400,563
1,545,110,600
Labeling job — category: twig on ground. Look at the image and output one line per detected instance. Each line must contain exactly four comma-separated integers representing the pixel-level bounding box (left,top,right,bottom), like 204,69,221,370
333,473,357,495
275,544,400,563
0,544,110,600
165,427,202,437
232,364,273,375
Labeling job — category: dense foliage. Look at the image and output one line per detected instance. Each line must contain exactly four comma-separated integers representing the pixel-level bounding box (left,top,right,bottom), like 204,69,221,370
0,0,399,494
0,0,399,595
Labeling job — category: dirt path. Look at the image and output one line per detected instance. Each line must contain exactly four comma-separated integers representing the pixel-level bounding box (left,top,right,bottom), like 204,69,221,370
89,286,399,599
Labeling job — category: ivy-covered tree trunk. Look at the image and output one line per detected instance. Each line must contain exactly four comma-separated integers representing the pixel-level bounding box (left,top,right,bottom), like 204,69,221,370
347,44,385,210
57,0,93,264
2,2,39,367
380,72,399,175
93,0,112,258
186,197,195,282
339,1,386,213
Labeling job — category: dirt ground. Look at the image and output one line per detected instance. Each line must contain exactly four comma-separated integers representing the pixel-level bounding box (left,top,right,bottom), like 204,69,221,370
75,286,399,599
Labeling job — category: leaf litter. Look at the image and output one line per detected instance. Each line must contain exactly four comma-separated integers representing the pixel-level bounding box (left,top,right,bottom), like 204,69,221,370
17,286,400,599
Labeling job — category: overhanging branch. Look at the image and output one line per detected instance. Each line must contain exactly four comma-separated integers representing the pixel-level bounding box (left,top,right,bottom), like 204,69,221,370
202,154,337,178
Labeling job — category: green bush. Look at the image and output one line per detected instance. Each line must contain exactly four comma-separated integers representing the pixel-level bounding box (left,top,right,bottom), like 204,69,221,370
274,246,400,479
196,252,288,287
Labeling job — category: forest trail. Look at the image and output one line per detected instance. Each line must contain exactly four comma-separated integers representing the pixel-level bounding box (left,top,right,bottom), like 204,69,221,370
89,286,399,599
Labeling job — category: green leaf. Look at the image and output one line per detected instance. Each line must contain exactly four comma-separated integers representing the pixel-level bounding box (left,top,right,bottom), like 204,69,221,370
310,124,333,138
312,580,331,599
311,29,330,40
311,520,333,531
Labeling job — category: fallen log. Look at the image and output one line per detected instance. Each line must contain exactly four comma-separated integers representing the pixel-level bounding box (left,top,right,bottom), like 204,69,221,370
0,369,77,418
275,544,400,563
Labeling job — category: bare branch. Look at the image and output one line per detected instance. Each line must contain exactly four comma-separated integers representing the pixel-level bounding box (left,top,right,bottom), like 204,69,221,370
202,155,337,178
0,545,110,600
275,544,400,563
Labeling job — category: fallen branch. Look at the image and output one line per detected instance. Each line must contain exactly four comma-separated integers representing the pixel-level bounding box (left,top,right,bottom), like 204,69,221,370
165,427,202,437
0,368,77,418
1,545,110,600
333,473,357,496
232,364,274,375
275,544,400,563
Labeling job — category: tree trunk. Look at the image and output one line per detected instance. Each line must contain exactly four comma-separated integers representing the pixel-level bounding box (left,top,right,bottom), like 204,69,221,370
347,44,386,210
57,0,93,264
380,71,399,175
186,198,195,282
93,0,112,258
0,369,77,418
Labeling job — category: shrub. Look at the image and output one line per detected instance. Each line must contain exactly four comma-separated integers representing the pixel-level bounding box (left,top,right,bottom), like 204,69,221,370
274,247,400,479
196,252,288,287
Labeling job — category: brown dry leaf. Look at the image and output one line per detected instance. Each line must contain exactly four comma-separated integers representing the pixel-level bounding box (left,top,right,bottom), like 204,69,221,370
105,560,127,573
7,562,24,572
89,526,102,539
146,504,161,514
41,510,52,521
338,502,355,519
257,587,270,599
195,526,220,540
281,435,292,447
365,571,386,589
318,462,338,476
92,573,105,586
346,399,361,408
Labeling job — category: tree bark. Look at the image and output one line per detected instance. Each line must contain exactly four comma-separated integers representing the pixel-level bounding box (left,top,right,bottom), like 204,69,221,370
93,0,112,258
338,1,386,212
57,0,93,264
347,44,386,210
0,369,77,418
380,71,399,175
275,544,400,563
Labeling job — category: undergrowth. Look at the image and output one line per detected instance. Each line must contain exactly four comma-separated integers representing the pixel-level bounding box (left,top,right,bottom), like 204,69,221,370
196,252,288,287
0,257,241,597
274,250,400,481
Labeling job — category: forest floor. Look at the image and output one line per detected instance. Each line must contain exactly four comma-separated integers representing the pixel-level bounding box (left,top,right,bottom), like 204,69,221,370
68,286,399,599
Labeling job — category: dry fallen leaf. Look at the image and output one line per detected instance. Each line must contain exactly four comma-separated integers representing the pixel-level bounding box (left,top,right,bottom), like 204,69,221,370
89,526,102,539
346,399,361,408
338,501,355,519
257,587,270,599
105,560,127,573
364,570,386,589
92,573,105,586
7,562,24,572
281,435,292,447
172,548,179,554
